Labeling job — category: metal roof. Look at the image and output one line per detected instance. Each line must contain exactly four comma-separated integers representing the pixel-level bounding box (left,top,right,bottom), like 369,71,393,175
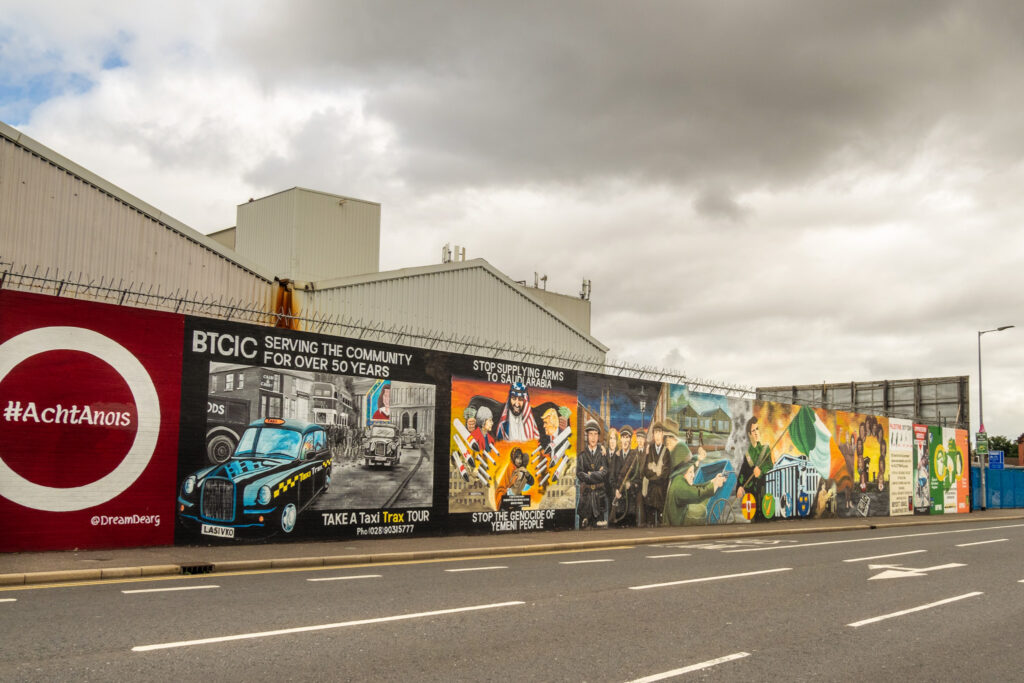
309,258,609,357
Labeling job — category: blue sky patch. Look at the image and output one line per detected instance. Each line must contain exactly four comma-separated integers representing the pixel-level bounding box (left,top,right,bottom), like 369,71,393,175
0,72,93,125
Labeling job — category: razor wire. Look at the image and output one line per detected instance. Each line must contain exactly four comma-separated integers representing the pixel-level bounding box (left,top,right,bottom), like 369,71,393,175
0,260,755,398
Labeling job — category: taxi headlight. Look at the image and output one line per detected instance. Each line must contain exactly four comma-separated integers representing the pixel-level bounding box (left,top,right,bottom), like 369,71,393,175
257,485,272,505
183,476,196,495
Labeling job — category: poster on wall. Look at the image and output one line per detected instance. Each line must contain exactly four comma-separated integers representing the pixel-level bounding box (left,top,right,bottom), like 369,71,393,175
936,427,968,514
0,290,182,551
447,358,577,532
175,317,438,543
953,428,969,512
888,418,915,516
913,424,932,514
923,425,967,514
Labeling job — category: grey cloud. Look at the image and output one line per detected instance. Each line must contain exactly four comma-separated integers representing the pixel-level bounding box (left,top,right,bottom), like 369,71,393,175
694,187,748,222
224,1,1024,193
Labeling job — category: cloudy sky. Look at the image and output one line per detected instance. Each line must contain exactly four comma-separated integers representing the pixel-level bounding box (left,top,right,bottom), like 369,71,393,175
2,1,1020,440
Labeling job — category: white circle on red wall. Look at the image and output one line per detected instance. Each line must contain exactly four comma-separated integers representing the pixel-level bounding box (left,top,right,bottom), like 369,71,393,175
0,326,160,511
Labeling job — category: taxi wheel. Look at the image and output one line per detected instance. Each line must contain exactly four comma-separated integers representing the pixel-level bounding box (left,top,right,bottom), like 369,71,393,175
280,503,297,533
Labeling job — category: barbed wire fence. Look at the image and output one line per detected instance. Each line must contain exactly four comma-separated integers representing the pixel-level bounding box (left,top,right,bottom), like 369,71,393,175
0,259,755,398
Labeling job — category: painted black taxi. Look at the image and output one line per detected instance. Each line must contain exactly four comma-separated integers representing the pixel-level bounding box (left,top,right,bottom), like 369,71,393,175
178,418,332,538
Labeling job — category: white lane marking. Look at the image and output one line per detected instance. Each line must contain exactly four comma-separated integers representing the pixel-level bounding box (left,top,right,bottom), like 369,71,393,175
122,585,219,594
445,566,508,573
628,652,750,681
723,524,1024,553
559,559,615,565
844,550,927,563
956,538,1008,547
848,592,983,627
630,567,791,591
646,553,693,559
307,574,382,582
132,601,525,652
0,598,16,603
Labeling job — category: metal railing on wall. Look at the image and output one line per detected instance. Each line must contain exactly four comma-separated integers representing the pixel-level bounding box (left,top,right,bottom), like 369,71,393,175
756,381,969,431
0,259,755,398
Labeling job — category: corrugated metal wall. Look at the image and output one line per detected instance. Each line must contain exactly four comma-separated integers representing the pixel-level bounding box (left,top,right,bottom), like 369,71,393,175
0,127,274,312
306,263,606,364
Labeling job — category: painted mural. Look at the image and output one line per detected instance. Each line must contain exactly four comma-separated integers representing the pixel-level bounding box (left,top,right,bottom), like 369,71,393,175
0,289,976,553
576,373,661,528
447,359,578,533
175,317,438,543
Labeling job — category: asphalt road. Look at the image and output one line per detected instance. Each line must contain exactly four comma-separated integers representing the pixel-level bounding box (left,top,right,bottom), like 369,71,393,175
2,519,1022,681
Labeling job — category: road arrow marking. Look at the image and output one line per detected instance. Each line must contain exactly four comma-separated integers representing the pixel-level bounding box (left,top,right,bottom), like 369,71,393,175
867,562,965,580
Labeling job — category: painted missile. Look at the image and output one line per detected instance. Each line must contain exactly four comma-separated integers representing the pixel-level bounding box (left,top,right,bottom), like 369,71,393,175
453,432,478,469
475,467,491,486
554,454,571,481
451,452,469,481
453,418,480,452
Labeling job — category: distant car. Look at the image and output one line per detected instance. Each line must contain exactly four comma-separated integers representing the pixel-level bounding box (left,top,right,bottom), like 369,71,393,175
363,423,401,467
401,428,419,449
177,417,332,538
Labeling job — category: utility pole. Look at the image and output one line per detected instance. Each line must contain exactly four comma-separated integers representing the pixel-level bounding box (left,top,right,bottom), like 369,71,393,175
977,325,1014,511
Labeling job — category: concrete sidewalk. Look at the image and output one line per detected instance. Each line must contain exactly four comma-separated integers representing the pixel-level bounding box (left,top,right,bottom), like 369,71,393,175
3,509,1022,587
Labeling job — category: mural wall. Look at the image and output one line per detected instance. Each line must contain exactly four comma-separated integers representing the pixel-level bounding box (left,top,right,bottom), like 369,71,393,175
0,290,972,552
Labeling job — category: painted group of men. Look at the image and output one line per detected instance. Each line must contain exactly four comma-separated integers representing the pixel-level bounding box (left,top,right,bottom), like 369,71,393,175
575,417,728,528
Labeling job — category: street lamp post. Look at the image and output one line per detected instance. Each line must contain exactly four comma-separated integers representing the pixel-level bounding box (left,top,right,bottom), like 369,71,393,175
977,325,1014,511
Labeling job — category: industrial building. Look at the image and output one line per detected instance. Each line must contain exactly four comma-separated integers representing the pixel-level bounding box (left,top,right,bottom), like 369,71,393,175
1,120,606,369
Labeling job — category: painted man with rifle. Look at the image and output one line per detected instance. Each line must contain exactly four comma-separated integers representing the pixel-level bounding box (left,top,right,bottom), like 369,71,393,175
609,425,642,527
737,416,773,521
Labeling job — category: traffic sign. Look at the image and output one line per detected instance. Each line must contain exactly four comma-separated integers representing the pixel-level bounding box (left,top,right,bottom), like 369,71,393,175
989,450,1004,470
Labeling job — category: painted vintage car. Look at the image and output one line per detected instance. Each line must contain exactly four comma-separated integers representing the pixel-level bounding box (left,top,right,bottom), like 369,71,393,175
362,422,401,467
177,417,332,538
401,427,419,449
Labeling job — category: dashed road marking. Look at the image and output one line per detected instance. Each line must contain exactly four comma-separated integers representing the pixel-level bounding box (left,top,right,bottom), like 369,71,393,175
848,592,983,627
122,585,219,594
445,566,508,572
132,601,525,651
630,567,791,590
628,652,750,681
844,550,926,563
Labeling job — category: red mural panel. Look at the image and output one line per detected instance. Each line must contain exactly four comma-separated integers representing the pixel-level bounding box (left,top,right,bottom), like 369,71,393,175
0,290,183,551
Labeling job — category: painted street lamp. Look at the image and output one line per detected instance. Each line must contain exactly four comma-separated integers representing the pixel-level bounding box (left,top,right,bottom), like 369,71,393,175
977,325,1014,511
